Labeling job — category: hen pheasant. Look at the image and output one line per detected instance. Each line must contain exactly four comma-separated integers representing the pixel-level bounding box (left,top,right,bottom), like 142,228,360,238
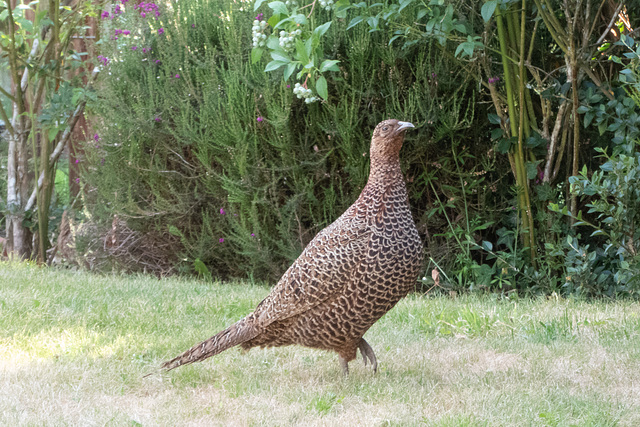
161,119,423,375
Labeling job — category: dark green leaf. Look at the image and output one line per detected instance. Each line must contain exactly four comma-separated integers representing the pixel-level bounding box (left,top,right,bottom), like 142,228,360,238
481,0,497,22
270,51,290,62
314,21,332,37
251,47,264,64
284,62,297,80
319,59,340,72
295,39,309,65
268,1,288,15
347,16,364,30
488,113,501,124
316,75,328,99
264,60,287,71
481,240,493,251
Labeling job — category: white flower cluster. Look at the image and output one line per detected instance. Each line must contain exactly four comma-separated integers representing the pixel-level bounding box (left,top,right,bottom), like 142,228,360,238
285,0,297,7
293,83,319,103
319,0,334,11
252,20,268,48
279,29,301,51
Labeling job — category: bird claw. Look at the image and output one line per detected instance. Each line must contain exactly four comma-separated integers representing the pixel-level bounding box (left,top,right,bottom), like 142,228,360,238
358,339,378,373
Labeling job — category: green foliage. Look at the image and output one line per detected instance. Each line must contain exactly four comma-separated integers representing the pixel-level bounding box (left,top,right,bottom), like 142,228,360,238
0,0,99,260
87,0,491,280
547,38,640,297
85,0,640,298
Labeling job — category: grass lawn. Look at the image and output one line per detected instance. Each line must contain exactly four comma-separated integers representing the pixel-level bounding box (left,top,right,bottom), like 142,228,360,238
1,262,640,426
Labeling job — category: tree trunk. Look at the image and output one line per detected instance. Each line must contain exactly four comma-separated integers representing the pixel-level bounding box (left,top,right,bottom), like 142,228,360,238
6,131,32,259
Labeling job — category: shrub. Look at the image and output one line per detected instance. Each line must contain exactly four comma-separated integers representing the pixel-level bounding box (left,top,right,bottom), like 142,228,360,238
84,0,496,280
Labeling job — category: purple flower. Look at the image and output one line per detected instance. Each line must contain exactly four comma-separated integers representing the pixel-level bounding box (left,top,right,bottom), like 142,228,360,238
97,55,109,66
140,12,146,17
220,208,226,215
488,76,500,84
431,72,437,79
158,27,164,35
286,84,290,88
251,233,255,237
114,5,121,14
75,178,80,184
154,116,161,122
123,30,130,35
100,158,105,166
192,24,196,28
255,13,264,21
174,74,180,78
101,11,109,19
142,48,149,53
132,46,137,51
257,116,264,122
74,159,80,164
94,133,99,141
219,238,225,243
154,59,161,64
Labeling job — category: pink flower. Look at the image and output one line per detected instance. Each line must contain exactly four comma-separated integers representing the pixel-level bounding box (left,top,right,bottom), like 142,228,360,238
101,11,109,19
74,159,80,164
75,178,80,184
257,116,264,122
123,30,130,35
154,116,161,122
132,46,137,51
250,233,255,237
219,238,225,243
174,74,180,78
219,208,226,215
140,12,146,17
158,27,164,35
94,133,99,141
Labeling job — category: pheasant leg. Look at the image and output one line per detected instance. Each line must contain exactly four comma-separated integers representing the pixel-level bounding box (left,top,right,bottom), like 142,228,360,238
339,355,349,376
358,339,378,373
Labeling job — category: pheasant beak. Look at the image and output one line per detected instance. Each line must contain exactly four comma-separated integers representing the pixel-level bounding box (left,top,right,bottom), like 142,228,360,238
396,121,415,133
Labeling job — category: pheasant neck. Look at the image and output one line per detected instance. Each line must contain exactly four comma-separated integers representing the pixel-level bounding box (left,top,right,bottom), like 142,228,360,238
367,155,403,187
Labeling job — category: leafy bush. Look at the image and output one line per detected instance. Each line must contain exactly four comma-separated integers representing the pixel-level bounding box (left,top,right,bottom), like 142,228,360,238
85,0,496,280
548,35,640,297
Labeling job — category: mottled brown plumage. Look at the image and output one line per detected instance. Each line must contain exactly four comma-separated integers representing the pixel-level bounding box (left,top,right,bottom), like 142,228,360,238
161,119,423,375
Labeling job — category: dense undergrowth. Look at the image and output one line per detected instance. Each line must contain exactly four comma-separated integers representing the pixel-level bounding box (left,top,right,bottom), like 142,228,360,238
3,0,637,297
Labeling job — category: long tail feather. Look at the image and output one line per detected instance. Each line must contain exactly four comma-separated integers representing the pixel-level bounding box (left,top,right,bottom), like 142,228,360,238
161,316,259,371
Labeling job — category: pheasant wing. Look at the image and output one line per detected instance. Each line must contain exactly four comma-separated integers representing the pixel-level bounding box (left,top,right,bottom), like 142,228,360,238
252,208,372,325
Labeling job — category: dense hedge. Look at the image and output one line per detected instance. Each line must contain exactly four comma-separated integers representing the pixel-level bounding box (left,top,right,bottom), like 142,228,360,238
85,0,640,296
85,0,500,282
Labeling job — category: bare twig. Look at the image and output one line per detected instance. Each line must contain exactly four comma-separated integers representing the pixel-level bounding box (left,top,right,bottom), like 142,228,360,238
595,1,624,46
25,67,100,212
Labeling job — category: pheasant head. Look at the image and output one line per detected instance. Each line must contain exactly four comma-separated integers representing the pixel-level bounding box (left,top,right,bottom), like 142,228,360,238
369,119,415,165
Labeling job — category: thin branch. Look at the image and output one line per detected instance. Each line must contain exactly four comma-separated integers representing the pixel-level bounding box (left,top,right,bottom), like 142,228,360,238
543,100,569,182
25,67,99,212
595,1,624,46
